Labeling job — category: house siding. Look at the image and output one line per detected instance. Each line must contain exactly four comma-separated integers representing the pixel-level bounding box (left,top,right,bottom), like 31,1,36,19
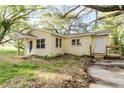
50,35,65,56
24,29,111,56
25,29,52,56
64,36,91,55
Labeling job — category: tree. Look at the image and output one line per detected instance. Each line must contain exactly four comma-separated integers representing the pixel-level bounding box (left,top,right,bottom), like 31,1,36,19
62,5,124,27
0,5,44,44
84,5,124,12
41,6,88,35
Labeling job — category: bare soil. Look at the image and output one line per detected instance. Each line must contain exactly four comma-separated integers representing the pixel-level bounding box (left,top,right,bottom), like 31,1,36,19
0,55,94,88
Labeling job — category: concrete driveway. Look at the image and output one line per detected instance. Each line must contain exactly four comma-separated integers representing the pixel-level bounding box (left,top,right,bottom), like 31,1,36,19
88,59,124,88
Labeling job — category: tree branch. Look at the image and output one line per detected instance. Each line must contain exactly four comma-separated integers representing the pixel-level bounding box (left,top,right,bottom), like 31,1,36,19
7,41,24,50
87,11,123,26
44,21,60,33
2,6,7,19
62,5,80,18
9,7,37,25
0,39,12,44
9,6,36,20
84,5,124,12
18,27,31,33
74,7,87,18
81,10,93,18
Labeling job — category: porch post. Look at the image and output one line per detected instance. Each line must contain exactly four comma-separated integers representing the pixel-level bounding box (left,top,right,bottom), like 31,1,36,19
90,45,92,56
106,46,108,57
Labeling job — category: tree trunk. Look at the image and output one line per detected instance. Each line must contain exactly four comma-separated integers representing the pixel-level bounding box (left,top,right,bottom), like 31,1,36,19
17,39,20,55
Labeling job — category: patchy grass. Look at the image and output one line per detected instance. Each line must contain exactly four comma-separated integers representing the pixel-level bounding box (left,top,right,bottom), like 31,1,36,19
39,60,73,72
0,57,75,85
26,55,77,72
0,48,92,88
0,61,39,84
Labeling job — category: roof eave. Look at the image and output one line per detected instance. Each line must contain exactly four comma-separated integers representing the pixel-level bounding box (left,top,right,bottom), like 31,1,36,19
15,32,37,39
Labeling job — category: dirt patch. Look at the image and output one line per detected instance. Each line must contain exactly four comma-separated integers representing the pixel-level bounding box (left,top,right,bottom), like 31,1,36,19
1,67,93,88
0,55,94,88
0,55,24,63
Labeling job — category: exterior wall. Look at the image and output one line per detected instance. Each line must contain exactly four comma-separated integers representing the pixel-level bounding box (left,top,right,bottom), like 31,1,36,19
25,29,52,56
64,36,92,55
50,35,65,56
91,35,111,54
24,29,111,56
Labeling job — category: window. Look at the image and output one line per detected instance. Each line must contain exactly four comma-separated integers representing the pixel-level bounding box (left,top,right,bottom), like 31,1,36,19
77,39,81,45
56,38,58,48
41,39,45,48
56,38,62,48
59,39,62,48
36,39,45,48
72,39,81,46
72,39,76,45
36,39,40,48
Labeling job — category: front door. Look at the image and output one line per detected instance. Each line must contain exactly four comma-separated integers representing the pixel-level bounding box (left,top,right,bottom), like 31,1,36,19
94,37,106,53
29,41,32,53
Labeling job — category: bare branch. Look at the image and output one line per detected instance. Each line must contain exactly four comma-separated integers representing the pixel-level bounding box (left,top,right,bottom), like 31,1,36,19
0,39,12,44
62,5,80,18
74,7,87,18
81,10,93,18
18,27,31,33
87,11,123,26
44,22,59,33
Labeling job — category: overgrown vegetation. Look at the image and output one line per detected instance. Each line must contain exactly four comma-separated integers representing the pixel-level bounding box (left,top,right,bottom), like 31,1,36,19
0,61,39,84
0,48,93,88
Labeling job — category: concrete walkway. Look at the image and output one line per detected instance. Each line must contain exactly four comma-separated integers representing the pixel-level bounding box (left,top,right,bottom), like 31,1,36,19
88,59,124,88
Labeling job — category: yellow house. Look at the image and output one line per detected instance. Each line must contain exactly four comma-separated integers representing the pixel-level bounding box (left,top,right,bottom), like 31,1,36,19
17,28,112,57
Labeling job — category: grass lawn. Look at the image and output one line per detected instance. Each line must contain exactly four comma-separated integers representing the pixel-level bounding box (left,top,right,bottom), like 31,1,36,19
0,61,39,84
0,47,91,88
0,58,75,86
0,46,23,56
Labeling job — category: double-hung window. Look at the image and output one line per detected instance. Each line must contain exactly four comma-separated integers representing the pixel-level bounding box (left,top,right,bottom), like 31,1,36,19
36,39,45,48
72,39,81,46
72,39,76,45
59,39,62,48
56,38,62,48
77,39,81,45
56,38,59,48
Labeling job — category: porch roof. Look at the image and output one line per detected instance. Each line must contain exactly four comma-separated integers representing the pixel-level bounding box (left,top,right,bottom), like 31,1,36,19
16,32,37,39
